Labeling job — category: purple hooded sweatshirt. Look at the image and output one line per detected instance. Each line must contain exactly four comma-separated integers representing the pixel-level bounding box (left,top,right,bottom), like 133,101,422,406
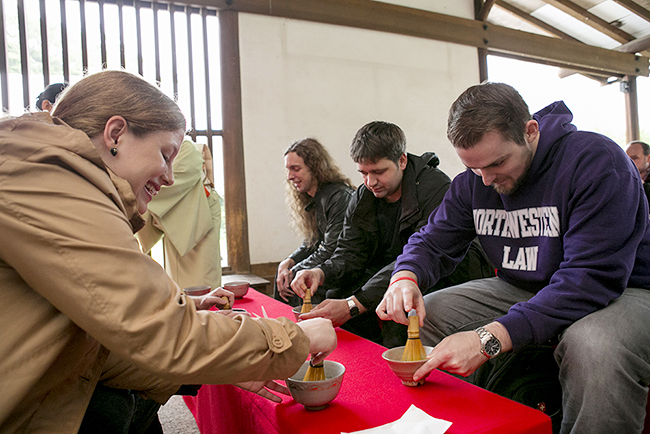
395,101,650,350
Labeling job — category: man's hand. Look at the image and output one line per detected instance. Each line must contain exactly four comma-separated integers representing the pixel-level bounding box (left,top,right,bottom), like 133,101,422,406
299,298,361,328
191,287,235,311
376,271,425,326
296,317,337,365
413,331,488,381
235,380,290,403
291,268,324,299
411,322,513,382
276,258,295,302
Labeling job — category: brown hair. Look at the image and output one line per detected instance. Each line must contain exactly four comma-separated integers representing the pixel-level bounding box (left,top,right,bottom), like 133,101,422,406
447,82,531,149
52,70,186,138
285,138,355,246
350,121,406,164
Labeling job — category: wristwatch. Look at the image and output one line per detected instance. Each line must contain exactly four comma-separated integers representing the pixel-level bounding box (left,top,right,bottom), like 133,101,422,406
475,326,501,358
346,297,360,318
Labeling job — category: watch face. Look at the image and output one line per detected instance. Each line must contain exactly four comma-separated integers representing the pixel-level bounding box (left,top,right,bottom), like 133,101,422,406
484,338,501,357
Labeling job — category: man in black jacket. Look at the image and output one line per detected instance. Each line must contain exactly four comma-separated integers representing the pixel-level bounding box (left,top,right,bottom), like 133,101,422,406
274,138,355,306
292,121,493,345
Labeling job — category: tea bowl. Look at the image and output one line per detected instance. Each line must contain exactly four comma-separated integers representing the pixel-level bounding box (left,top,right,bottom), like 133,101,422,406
224,280,249,298
286,360,345,410
291,304,319,321
183,285,211,297
382,345,433,386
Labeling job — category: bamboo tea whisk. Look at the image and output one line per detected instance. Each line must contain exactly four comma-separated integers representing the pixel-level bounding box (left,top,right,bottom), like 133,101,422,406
401,311,427,361
221,296,230,310
299,287,325,381
303,359,326,381
300,287,313,314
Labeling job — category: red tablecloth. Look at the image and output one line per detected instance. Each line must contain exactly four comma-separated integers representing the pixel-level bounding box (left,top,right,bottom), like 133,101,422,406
185,289,552,434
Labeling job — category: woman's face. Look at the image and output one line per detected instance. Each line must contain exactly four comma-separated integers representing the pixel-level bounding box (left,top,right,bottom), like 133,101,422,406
112,129,184,214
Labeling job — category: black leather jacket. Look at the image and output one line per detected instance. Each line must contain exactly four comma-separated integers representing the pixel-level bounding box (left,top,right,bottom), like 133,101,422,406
319,152,450,310
288,182,354,274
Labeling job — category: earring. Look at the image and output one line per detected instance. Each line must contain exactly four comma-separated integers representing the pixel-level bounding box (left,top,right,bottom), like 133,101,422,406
110,139,118,156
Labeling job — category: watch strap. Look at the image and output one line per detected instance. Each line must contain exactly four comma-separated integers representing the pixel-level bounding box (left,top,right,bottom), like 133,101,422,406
475,326,500,358
346,297,360,318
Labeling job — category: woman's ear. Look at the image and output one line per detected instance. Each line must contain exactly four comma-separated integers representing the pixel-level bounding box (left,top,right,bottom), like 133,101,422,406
102,116,128,151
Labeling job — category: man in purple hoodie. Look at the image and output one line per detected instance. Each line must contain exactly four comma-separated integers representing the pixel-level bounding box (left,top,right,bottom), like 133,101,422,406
377,82,650,434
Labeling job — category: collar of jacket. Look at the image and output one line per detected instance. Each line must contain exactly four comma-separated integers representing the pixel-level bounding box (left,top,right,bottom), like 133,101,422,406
350,152,439,233
303,182,340,213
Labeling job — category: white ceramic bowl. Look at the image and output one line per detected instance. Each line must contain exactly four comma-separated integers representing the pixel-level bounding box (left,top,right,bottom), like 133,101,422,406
286,360,345,410
382,345,433,386
224,280,249,298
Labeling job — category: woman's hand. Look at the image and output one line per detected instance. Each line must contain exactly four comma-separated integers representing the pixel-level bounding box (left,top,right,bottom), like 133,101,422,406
296,317,337,365
235,380,290,403
191,287,234,311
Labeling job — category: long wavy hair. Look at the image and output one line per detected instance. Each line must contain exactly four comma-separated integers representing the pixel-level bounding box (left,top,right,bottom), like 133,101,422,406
285,138,355,246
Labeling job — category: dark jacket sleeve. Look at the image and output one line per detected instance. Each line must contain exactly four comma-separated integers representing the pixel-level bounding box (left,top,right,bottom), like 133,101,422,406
354,261,396,311
318,189,376,287
288,241,317,265
292,187,352,273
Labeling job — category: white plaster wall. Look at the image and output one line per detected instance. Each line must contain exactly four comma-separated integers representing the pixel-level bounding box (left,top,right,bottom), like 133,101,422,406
238,1,479,265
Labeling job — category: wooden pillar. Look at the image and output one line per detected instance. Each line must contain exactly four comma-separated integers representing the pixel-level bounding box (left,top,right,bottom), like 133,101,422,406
623,75,640,143
220,10,251,273
475,0,491,82
478,47,488,82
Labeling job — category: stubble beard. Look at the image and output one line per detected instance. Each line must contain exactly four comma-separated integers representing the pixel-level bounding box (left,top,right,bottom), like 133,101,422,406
492,146,534,195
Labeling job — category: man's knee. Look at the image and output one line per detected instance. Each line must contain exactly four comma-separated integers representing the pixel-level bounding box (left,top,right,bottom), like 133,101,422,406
421,290,464,339
557,320,612,364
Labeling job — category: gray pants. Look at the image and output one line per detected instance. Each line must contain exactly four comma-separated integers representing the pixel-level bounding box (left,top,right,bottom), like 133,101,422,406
421,277,650,434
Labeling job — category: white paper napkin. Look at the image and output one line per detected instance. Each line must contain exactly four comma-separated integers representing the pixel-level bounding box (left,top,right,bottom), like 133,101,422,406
341,404,452,434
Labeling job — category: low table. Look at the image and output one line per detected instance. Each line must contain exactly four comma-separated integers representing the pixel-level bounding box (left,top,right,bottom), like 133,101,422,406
185,289,552,434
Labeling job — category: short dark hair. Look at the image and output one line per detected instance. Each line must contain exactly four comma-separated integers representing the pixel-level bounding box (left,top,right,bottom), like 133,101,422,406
447,82,531,149
350,121,406,164
36,83,67,110
628,140,650,156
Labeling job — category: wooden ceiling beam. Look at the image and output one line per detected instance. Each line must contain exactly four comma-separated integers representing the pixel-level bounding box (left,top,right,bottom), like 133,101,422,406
613,0,650,23
617,33,650,54
491,49,623,79
180,0,648,77
541,0,635,44
477,0,496,21
559,33,650,78
495,0,581,42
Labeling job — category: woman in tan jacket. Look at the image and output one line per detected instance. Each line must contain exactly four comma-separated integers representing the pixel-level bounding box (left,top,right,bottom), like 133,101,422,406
0,70,336,434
